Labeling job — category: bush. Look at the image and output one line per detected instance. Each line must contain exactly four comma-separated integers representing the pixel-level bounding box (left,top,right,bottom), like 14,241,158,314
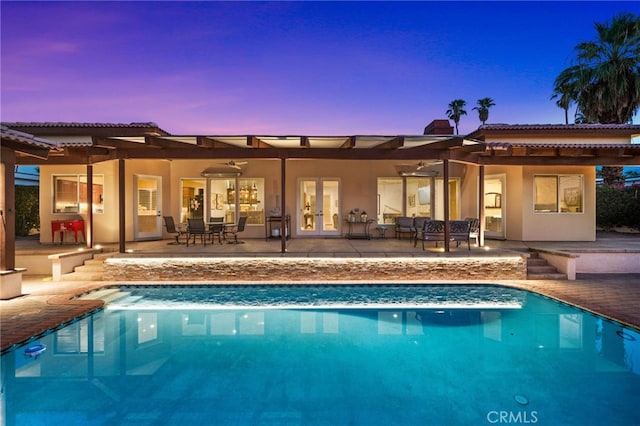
596,184,640,230
15,186,39,236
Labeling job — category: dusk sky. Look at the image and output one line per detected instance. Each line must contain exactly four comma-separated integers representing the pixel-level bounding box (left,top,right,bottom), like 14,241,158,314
2,1,638,136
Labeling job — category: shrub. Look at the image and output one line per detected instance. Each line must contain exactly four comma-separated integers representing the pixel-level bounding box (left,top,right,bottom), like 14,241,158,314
15,186,40,236
596,184,640,230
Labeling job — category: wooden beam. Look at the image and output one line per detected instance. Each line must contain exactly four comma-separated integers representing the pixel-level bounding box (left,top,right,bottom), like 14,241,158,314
0,139,51,159
376,136,405,149
0,147,16,270
247,136,274,148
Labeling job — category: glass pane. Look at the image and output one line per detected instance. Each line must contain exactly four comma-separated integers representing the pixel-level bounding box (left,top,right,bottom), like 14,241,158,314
78,175,104,214
53,175,79,213
484,177,503,234
301,180,317,231
559,175,583,213
534,176,558,212
377,178,402,224
137,177,158,233
239,179,264,225
406,178,432,218
181,179,205,222
322,180,340,231
209,178,236,224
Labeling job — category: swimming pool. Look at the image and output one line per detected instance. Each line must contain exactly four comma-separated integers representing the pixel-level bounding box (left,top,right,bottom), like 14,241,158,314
2,284,639,425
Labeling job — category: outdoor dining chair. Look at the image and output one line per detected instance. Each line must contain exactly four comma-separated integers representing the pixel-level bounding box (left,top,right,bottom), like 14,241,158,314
186,218,212,247
224,216,248,244
208,217,225,245
163,216,186,245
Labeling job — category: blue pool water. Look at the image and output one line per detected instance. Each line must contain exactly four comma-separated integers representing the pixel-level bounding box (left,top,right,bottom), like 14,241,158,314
2,285,639,425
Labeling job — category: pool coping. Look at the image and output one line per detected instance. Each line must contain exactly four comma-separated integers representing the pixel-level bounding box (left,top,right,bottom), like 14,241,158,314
2,276,639,355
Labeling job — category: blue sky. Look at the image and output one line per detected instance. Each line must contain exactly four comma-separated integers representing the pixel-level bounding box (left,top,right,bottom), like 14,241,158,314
1,1,638,135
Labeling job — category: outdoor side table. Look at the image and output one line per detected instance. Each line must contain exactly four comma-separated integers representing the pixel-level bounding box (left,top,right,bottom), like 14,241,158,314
375,226,387,239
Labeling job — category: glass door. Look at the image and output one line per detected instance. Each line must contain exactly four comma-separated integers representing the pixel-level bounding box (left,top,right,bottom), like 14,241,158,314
484,174,505,239
298,178,341,236
134,175,162,240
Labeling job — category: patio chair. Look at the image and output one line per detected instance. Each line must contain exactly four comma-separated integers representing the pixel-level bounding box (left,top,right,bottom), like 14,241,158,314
450,220,471,250
395,216,415,240
208,217,225,245
465,217,480,247
415,220,445,250
412,216,431,245
187,218,212,247
224,216,248,244
163,216,186,245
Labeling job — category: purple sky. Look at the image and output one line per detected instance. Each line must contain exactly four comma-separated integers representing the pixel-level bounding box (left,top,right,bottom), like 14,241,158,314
2,1,638,136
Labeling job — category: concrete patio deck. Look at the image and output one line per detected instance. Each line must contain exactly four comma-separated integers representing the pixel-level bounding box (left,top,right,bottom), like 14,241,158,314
2,232,639,354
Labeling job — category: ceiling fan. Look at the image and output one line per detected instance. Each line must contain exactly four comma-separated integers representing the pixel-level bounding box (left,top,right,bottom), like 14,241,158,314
397,161,428,170
220,160,248,169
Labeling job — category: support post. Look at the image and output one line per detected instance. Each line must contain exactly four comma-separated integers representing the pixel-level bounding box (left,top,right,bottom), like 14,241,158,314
478,165,485,247
443,158,450,252
86,164,93,248
118,159,126,253
280,157,287,253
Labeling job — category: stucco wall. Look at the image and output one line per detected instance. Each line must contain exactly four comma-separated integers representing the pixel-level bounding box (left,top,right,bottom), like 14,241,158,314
521,166,596,241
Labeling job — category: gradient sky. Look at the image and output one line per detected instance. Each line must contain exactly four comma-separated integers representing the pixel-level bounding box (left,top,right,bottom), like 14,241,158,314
2,1,639,136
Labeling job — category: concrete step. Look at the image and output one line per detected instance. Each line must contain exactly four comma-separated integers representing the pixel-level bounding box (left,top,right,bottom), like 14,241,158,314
527,272,569,280
527,265,560,274
526,251,567,280
74,263,104,273
61,271,104,281
527,258,548,266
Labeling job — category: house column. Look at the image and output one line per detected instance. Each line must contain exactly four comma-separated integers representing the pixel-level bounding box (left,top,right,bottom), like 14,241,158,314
443,158,450,252
86,164,93,248
478,165,485,247
280,157,287,253
118,159,126,253
0,147,15,270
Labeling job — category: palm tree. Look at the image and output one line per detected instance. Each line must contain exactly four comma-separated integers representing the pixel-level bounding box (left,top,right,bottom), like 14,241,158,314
550,85,573,124
552,12,640,185
446,99,467,134
472,97,495,125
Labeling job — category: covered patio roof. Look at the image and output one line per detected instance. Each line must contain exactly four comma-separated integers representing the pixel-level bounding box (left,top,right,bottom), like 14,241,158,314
4,121,640,166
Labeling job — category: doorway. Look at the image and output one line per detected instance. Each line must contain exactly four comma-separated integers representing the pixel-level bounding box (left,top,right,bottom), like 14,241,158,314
298,178,341,236
484,174,505,239
134,175,162,240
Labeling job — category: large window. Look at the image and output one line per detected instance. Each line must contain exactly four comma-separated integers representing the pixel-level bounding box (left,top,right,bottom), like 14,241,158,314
377,178,403,224
53,174,104,214
534,175,583,213
208,178,264,225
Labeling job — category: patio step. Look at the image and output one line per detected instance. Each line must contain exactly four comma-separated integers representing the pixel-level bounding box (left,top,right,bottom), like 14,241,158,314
61,257,106,281
527,253,567,280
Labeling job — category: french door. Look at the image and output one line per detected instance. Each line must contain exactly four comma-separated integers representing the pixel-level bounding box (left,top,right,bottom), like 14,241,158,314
134,175,163,240
298,178,341,236
484,174,506,239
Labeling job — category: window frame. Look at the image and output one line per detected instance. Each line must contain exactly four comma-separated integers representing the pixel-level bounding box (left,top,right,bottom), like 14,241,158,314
52,174,104,214
533,174,584,214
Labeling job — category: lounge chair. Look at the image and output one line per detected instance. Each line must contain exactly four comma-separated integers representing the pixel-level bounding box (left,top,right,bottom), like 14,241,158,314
163,216,186,244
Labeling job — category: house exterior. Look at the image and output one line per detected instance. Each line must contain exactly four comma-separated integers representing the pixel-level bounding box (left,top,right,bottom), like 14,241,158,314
2,121,639,254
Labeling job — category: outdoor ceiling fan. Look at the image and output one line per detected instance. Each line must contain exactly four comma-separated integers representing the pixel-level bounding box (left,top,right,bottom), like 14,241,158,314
397,160,429,170
219,160,248,169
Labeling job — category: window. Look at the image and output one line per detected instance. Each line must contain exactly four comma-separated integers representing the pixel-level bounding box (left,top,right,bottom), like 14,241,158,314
209,178,264,225
534,175,583,213
377,178,403,224
53,174,104,214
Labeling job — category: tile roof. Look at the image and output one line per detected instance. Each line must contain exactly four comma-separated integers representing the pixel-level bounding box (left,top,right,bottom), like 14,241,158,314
0,125,61,150
486,142,640,150
467,123,640,139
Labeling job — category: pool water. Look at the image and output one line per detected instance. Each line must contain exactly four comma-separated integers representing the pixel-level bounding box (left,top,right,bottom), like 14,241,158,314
2,285,639,425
